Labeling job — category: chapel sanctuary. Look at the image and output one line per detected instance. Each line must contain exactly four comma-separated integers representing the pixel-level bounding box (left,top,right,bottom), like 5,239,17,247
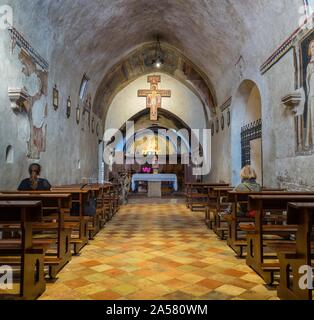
0,0,313,302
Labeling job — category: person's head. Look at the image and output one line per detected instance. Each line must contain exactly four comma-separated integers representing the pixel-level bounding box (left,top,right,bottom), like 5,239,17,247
308,40,314,59
28,163,41,178
240,165,257,181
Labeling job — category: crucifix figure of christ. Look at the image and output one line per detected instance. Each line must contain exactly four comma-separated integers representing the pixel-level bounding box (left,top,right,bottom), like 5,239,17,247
138,75,171,121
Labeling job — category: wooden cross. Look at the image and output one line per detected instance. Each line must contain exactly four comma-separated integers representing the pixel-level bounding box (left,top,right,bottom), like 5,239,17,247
138,75,171,121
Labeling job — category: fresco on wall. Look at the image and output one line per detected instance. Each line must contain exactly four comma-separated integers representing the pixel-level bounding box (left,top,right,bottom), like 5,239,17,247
19,49,48,159
295,29,314,154
30,124,47,155
301,29,314,150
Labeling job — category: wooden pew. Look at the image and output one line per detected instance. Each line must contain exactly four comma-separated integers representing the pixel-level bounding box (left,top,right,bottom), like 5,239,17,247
50,187,92,250
272,202,314,300
226,190,292,257
0,193,73,278
185,183,229,212
53,184,116,237
206,186,234,239
67,184,103,238
82,184,108,229
0,201,46,300
82,183,119,229
245,194,314,285
103,184,120,220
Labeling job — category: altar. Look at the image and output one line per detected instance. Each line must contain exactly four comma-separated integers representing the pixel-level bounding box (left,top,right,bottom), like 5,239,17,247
131,173,178,197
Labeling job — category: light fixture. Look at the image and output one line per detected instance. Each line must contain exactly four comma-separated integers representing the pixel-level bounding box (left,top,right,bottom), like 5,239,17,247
151,37,164,68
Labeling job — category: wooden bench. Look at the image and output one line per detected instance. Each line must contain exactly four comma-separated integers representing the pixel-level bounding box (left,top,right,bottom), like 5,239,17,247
185,183,229,212
245,194,314,284
53,184,110,238
0,192,73,278
50,187,94,248
272,202,314,300
225,190,302,257
206,186,233,239
0,201,47,300
103,184,120,220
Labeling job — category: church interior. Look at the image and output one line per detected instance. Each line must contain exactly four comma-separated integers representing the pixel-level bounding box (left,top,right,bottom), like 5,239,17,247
0,0,314,301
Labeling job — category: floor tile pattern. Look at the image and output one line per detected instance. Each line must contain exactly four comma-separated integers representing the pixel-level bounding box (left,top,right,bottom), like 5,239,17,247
39,204,278,300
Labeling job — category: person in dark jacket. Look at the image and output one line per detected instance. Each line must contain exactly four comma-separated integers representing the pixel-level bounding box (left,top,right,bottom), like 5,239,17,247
18,163,51,191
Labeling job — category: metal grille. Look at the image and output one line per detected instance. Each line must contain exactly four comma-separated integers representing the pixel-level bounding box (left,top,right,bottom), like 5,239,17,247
241,119,262,168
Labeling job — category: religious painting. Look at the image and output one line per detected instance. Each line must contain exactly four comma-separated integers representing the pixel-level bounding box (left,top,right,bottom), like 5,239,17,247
28,124,47,159
301,29,314,149
76,104,80,124
53,84,58,110
296,28,314,152
66,96,71,118
138,75,171,121
33,125,46,152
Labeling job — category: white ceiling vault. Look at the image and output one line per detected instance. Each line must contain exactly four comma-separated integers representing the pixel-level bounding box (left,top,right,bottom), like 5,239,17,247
12,0,301,111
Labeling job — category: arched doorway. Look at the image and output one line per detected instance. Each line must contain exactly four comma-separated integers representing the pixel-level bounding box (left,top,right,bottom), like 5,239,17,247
103,108,205,193
101,72,211,189
231,80,263,186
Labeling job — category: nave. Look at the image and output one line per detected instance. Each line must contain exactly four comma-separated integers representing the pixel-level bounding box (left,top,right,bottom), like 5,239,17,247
39,203,278,300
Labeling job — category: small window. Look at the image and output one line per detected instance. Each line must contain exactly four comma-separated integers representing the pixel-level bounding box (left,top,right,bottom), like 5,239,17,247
79,73,90,101
5,145,14,163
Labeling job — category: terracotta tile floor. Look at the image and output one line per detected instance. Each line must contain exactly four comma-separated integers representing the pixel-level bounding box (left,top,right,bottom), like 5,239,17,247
39,203,279,300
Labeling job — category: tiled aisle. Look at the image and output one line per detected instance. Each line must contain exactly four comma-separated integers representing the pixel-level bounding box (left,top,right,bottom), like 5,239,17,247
40,204,279,300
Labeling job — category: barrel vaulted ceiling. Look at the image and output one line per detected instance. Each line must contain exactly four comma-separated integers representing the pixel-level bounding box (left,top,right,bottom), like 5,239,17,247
11,0,302,116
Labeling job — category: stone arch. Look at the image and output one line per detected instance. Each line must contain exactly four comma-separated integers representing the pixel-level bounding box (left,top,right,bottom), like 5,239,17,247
104,72,208,133
93,42,217,122
231,80,262,185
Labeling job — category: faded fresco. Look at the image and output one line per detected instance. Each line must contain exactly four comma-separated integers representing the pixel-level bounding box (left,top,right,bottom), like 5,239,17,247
94,43,216,120
295,29,314,153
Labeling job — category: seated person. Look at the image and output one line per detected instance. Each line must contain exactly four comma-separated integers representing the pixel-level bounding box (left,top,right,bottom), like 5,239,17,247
235,165,261,192
18,163,51,191
235,165,261,217
219,165,261,218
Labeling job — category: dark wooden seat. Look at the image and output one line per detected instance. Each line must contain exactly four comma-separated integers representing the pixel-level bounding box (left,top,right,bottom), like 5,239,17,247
185,182,229,211
0,192,73,278
244,194,314,285
0,201,47,300
206,186,233,238
271,203,314,300
225,190,313,258
50,187,93,249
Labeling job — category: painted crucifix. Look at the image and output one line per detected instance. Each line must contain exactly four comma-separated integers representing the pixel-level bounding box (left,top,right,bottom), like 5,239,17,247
138,75,171,121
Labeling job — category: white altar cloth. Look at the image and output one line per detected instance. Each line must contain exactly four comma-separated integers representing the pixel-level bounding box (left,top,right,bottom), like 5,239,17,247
131,174,178,191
